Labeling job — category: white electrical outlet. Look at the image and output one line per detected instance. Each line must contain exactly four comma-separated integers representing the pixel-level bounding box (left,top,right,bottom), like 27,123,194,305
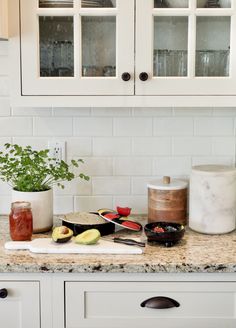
48,141,66,164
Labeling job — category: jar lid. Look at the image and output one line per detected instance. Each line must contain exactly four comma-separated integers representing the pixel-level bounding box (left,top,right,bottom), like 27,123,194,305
11,201,31,209
192,165,236,175
147,176,188,191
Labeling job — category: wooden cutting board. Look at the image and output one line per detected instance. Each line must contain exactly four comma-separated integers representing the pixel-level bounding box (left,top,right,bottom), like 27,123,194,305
5,238,143,254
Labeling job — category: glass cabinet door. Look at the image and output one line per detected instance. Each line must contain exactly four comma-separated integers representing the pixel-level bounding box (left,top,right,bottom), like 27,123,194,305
20,0,134,95
136,0,236,95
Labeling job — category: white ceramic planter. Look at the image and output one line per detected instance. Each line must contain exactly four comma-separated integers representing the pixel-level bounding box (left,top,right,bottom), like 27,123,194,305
12,189,53,233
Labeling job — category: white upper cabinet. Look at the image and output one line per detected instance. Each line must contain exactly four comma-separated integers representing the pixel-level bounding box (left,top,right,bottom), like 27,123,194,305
0,0,8,40
9,0,236,106
20,0,134,95
136,0,236,95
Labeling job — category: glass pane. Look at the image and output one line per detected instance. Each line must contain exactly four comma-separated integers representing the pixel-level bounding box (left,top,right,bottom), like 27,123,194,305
197,0,231,8
82,16,116,77
39,16,74,77
153,16,188,77
196,17,230,76
154,0,188,8
39,0,73,8
82,0,116,8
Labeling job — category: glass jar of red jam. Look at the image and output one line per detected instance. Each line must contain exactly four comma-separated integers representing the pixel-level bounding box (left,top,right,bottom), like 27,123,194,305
9,201,33,241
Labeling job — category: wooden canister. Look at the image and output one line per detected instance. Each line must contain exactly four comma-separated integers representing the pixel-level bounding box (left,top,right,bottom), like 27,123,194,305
148,176,188,224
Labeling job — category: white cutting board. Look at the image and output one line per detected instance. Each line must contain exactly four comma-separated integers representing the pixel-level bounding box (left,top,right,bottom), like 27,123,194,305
5,238,143,254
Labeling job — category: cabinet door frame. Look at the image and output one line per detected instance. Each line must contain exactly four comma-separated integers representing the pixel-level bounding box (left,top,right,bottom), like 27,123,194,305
136,0,236,96
19,0,134,96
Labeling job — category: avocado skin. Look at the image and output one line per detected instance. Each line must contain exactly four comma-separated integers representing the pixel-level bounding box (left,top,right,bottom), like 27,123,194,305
75,229,101,245
52,226,73,243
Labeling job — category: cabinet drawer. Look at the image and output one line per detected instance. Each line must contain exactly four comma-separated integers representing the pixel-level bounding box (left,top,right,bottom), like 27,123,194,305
65,281,236,328
0,281,40,328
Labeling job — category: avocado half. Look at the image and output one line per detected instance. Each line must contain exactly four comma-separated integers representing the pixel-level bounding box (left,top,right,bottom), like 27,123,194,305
75,229,101,245
52,226,73,243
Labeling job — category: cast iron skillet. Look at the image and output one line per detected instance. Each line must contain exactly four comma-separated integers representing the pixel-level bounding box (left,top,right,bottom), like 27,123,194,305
61,212,115,236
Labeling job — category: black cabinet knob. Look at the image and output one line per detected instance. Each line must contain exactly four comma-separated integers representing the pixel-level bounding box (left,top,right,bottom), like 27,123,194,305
139,72,149,81
0,288,8,299
141,296,180,309
121,72,131,81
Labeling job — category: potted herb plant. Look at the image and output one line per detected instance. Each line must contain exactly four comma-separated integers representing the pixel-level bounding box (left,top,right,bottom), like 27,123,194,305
0,143,89,232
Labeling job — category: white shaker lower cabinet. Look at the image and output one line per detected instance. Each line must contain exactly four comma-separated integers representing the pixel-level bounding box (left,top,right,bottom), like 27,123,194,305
0,281,40,328
65,281,236,328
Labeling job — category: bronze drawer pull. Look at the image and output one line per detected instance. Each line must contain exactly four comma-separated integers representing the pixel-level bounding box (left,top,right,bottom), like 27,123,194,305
140,296,180,309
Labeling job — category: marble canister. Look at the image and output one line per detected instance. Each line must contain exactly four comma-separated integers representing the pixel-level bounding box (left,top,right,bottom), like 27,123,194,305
189,165,236,234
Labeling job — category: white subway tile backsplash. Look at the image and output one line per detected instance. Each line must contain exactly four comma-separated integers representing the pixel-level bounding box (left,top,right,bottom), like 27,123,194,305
0,98,10,116
172,137,212,156
194,117,234,136
131,177,153,195
213,107,236,116
0,42,8,56
93,137,131,156
154,118,194,136
113,196,147,214
92,177,130,195
54,196,74,214
12,107,52,116
0,195,11,214
53,107,91,116
66,138,92,157
54,179,92,196
74,117,112,136
33,117,73,136
91,107,131,116
153,157,192,176
173,107,212,116
212,137,235,156
114,157,152,176
72,157,113,176
114,118,152,136
133,107,172,117
0,77,9,96
0,117,32,136
0,180,11,195
12,137,49,150
74,196,113,212
0,56,9,76
132,137,171,156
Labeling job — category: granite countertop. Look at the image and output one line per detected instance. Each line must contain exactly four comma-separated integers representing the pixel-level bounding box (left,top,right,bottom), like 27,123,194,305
1,216,236,274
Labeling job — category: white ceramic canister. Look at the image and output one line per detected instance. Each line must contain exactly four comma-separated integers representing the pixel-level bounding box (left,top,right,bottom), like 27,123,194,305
189,165,236,234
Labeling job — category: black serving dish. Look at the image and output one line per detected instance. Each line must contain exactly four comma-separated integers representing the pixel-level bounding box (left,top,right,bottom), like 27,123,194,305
144,222,185,247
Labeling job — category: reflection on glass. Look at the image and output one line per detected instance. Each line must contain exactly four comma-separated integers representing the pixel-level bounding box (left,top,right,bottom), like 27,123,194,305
154,0,188,8
82,16,116,77
153,16,188,76
39,0,73,8
196,16,230,76
82,0,116,8
39,16,74,77
197,0,231,8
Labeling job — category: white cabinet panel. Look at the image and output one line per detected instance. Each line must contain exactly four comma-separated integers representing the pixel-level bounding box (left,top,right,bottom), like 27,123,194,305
65,281,236,328
136,0,236,96
0,281,40,328
20,0,134,96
